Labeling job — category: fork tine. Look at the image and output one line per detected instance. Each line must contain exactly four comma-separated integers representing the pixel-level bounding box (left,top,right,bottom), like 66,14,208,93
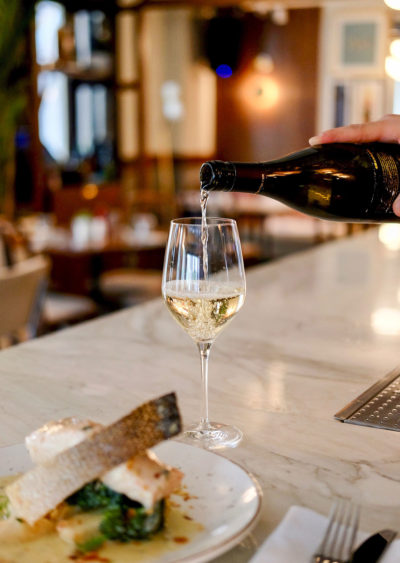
313,500,360,563
326,499,346,558
337,501,351,561
348,504,360,554
338,502,360,561
315,500,341,558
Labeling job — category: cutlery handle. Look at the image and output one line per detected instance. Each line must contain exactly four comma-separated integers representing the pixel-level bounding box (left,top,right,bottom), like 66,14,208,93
351,529,397,563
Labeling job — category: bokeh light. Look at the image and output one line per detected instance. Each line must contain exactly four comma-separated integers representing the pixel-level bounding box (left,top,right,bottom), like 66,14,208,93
216,64,233,78
378,224,400,250
239,74,279,111
384,0,400,9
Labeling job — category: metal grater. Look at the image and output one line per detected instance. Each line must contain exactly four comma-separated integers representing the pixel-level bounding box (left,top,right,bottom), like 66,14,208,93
335,366,400,431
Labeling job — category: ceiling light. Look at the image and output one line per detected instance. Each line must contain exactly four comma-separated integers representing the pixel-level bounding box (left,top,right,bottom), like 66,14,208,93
271,6,289,25
385,0,400,10
386,55,400,81
390,38,400,59
241,0,270,16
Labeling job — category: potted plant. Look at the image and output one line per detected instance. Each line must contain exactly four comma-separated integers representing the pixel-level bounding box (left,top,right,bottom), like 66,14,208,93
0,0,35,218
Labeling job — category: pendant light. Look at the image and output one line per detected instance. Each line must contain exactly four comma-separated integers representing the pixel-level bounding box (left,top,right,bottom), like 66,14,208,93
384,0,400,10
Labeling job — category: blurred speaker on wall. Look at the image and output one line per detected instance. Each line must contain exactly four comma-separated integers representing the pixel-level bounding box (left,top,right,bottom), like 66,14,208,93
201,11,245,72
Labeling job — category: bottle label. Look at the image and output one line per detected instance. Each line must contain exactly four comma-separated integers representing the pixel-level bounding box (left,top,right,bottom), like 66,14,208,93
367,149,400,213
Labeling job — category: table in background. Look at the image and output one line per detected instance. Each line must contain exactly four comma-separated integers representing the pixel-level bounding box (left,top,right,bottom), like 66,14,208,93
1,227,400,561
37,226,167,297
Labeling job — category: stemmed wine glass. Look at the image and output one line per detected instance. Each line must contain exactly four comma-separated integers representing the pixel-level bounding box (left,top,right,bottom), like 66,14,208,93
162,217,246,449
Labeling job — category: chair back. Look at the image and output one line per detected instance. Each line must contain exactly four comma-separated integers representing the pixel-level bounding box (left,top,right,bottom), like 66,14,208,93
0,255,49,341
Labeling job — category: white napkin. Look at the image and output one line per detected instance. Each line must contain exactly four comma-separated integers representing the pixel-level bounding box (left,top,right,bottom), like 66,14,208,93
249,505,400,563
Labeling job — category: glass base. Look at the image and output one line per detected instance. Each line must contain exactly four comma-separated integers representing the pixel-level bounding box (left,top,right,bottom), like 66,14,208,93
177,421,243,450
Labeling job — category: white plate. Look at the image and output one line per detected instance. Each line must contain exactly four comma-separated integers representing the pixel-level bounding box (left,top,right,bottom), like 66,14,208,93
0,441,262,563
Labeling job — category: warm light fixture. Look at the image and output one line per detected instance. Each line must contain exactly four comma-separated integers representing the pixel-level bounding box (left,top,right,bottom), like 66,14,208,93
386,39,400,81
384,0,400,9
390,38,400,59
385,55,400,81
378,224,400,250
241,0,270,16
81,183,99,200
371,307,400,336
240,74,279,111
271,6,289,26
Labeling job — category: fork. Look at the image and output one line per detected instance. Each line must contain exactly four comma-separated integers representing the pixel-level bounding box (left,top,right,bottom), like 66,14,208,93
312,499,360,563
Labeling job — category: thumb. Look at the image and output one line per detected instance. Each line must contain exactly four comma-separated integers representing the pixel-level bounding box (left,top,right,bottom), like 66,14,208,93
393,195,400,217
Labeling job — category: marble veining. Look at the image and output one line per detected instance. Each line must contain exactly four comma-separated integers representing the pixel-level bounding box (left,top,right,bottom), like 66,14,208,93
2,228,400,561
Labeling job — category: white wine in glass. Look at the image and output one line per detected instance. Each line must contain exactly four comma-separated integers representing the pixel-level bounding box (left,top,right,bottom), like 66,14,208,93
162,217,246,449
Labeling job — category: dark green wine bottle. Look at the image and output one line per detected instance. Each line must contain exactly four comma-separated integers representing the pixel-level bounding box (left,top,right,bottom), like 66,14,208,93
200,143,400,223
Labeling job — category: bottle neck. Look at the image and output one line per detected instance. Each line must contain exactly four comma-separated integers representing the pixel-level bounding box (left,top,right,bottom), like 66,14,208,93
200,147,317,194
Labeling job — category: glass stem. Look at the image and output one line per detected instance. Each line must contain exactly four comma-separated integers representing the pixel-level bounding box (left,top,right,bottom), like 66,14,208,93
198,341,212,430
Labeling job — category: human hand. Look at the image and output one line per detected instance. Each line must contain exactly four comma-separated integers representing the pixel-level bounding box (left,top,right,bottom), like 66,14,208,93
309,114,400,216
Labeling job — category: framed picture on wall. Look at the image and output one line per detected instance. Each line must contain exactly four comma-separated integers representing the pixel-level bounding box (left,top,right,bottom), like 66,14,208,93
347,80,385,123
330,10,387,78
334,84,346,127
318,5,390,132
334,79,386,128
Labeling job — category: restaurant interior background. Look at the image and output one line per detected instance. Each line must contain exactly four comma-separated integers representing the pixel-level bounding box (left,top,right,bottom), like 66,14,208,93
1,0,400,346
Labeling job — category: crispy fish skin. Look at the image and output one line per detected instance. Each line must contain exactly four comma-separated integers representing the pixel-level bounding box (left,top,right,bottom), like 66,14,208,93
26,418,183,510
25,418,103,464
6,393,181,525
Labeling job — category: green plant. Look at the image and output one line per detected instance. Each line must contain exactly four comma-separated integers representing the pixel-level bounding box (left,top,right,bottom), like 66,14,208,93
0,0,36,217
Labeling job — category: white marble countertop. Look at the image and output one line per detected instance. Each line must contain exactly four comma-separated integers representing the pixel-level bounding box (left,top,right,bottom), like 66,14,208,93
2,227,400,561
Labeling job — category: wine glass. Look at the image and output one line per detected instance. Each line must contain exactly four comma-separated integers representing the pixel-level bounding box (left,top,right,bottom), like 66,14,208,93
162,217,246,449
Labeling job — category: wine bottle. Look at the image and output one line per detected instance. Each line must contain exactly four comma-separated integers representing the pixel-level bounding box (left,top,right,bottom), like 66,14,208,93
200,143,400,223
